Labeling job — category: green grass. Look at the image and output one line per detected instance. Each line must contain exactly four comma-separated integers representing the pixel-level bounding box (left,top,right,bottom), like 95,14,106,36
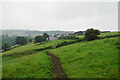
77,32,119,39
98,32,119,37
3,32,119,57
2,39,74,78
48,37,119,78
2,40,74,57
0,54,1,79
76,35,85,39
10,44,19,48
2,51,54,78
2,33,119,78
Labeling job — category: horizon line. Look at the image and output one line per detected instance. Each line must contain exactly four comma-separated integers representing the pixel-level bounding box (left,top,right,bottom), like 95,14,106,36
0,29,118,32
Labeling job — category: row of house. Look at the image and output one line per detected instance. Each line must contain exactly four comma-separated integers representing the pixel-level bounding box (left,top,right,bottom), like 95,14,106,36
47,30,111,40
47,31,85,40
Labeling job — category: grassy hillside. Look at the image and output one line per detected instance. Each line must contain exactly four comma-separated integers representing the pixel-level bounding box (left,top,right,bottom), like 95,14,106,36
77,32,119,39
48,37,119,78
98,32,119,37
2,32,119,78
2,40,73,57
2,39,74,78
2,51,53,78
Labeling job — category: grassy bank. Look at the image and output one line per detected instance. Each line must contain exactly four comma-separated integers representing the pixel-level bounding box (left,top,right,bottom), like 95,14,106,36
2,40,74,57
77,32,119,39
48,37,119,78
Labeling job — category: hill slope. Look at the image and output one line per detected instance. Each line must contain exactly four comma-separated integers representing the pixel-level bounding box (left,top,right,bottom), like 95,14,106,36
48,37,119,78
2,33,119,78
2,40,74,78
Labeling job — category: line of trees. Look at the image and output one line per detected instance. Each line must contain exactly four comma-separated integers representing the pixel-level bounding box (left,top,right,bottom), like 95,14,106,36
2,33,50,51
2,35,33,51
58,28,100,41
2,28,101,51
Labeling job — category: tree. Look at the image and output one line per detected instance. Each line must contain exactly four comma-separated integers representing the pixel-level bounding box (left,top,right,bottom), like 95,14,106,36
29,38,33,43
2,43,9,51
16,36,28,45
42,33,49,41
85,28,100,41
35,33,49,43
35,35,44,43
43,33,49,38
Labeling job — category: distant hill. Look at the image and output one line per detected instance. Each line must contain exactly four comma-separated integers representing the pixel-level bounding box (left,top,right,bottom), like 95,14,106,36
1,30,74,37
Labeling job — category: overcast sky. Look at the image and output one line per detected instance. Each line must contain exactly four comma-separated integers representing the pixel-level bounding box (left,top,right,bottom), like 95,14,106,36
1,1,118,31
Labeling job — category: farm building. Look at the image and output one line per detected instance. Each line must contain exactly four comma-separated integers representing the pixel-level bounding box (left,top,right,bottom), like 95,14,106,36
47,36,58,40
74,31,85,35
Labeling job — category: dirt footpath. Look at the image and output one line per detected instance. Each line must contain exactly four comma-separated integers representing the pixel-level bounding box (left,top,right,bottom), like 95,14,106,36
46,51,68,79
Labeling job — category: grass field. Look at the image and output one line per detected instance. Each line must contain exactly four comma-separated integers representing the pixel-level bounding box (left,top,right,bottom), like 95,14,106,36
2,40,74,57
2,32,119,78
98,32,119,37
48,37,119,78
77,32,119,39
76,35,85,39
2,39,74,78
2,51,54,78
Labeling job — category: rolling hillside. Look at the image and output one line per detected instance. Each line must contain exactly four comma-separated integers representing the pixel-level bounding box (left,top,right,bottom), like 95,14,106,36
77,32,118,39
2,40,74,78
48,37,119,78
2,32,119,78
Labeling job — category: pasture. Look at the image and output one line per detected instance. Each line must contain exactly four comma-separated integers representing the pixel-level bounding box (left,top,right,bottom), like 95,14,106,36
49,37,119,78
2,32,119,78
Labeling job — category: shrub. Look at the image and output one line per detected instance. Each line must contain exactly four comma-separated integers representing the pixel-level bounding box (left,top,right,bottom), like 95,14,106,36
16,36,28,45
35,35,45,43
2,43,10,51
29,38,33,43
35,33,49,43
85,28,100,41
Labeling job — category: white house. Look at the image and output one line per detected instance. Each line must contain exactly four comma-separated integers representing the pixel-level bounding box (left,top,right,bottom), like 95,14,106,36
47,36,58,40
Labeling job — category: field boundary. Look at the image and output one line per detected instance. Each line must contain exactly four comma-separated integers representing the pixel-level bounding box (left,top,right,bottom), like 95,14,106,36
2,35,120,58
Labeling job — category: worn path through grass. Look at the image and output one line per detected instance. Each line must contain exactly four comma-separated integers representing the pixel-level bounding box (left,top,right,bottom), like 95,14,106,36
46,51,68,79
